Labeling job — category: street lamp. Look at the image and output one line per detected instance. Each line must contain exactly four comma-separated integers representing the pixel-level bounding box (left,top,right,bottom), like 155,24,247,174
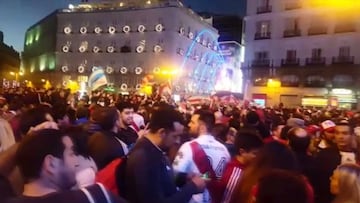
267,78,281,88
267,78,281,107
9,71,24,83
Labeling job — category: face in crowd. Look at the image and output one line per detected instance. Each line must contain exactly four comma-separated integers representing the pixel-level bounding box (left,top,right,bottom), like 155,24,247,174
53,135,79,190
120,107,134,126
188,114,201,136
17,129,80,192
323,128,336,144
160,122,184,152
334,125,353,151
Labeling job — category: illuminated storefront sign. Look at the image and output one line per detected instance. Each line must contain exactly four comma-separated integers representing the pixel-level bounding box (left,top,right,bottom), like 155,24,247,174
301,98,328,106
331,88,352,95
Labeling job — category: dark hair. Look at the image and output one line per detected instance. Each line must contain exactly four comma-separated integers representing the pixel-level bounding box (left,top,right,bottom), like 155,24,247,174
149,105,184,134
19,107,50,135
280,125,293,141
230,142,299,203
256,170,309,203
212,124,229,143
64,126,90,159
16,129,67,182
66,107,77,124
76,106,89,119
194,109,215,132
335,121,354,134
288,128,310,153
246,111,259,125
116,101,134,112
235,128,264,154
92,107,118,131
52,103,67,122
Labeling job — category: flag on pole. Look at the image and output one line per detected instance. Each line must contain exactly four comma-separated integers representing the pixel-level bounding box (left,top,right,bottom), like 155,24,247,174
88,67,108,91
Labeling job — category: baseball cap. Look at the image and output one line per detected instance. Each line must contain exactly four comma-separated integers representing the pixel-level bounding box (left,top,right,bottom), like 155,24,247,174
321,120,336,132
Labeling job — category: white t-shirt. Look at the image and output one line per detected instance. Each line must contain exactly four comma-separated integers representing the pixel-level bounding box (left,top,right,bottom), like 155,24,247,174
340,151,356,164
173,135,230,203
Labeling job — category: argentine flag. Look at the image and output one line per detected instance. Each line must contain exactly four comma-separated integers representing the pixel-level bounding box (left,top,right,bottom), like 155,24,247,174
88,67,108,91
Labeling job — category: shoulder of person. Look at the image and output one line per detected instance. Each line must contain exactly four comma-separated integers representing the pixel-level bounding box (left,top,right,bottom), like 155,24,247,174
127,146,148,163
82,184,127,203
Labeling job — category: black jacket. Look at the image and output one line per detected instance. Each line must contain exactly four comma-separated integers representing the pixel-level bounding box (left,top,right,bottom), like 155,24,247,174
313,147,342,203
5,184,126,203
118,127,138,150
88,131,125,170
123,137,198,203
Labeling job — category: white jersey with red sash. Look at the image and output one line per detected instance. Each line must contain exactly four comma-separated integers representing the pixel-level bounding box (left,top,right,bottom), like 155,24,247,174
173,135,230,203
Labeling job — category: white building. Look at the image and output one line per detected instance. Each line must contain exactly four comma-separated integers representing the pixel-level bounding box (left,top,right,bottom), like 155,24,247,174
23,0,221,94
243,0,360,109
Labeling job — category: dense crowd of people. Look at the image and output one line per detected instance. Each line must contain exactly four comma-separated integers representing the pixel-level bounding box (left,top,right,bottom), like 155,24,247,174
0,87,360,203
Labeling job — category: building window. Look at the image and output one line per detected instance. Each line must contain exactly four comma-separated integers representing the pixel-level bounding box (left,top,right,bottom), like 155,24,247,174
333,46,354,64
284,0,302,10
339,46,350,57
312,48,322,58
306,48,325,65
335,20,356,33
252,51,270,67
257,0,272,14
308,17,327,35
282,50,299,66
286,50,297,60
284,18,301,37
255,51,269,60
255,21,271,39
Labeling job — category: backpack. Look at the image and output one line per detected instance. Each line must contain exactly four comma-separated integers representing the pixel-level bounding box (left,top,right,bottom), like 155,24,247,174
95,157,127,196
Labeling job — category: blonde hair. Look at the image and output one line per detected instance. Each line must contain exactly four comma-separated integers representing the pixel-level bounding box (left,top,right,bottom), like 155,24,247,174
0,118,15,152
333,164,360,203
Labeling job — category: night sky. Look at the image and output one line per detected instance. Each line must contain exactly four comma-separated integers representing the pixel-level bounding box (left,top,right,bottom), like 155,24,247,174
0,0,245,52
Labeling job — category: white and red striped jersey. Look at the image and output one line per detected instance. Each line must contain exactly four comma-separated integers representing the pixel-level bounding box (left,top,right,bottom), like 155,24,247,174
219,159,245,203
173,135,230,203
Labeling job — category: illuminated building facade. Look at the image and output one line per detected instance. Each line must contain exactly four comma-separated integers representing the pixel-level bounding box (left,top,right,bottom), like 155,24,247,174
244,0,360,108
0,31,21,86
22,0,221,93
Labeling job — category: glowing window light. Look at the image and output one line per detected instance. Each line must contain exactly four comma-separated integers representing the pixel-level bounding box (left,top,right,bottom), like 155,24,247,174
48,57,56,70
35,27,40,41
308,0,360,10
30,61,36,73
39,55,47,71
267,79,281,88
27,33,34,45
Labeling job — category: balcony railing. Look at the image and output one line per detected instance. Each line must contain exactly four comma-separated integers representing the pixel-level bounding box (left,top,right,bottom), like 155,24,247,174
306,57,326,65
257,5,272,14
284,1,302,10
252,59,271,67
334,24,356,33
281,58,300,66
308,26,327,35
283,29,301,38
332,56,355,64
254,32,271,40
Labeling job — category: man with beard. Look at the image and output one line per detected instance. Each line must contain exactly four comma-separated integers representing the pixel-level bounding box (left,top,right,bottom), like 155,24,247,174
173,110,230,203
313,121,358,203
5,129,125,203
123,106,206,203
116,102,138,150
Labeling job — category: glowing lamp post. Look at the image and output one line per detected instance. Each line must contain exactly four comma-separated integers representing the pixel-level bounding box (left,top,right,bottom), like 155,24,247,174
267,79,281,88
267,79,281,107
